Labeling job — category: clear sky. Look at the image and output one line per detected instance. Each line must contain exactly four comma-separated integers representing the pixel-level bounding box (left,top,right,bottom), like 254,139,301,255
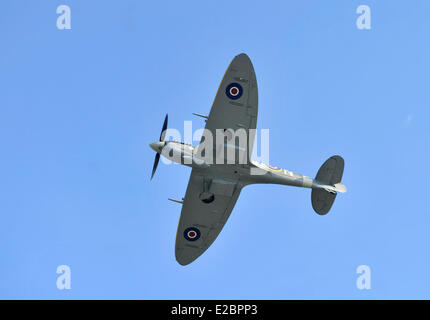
1,0,429,299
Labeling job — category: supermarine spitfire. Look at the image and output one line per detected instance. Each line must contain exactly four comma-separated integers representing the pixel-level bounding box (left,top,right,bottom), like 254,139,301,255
150,53,347,266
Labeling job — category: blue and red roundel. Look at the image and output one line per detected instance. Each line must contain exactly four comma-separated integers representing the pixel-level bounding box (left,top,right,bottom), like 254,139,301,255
225,83,243,100
184,227,201,241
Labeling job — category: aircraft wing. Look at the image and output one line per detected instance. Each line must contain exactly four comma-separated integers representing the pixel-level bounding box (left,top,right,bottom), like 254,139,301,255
175,169,242,265
197,53,258,164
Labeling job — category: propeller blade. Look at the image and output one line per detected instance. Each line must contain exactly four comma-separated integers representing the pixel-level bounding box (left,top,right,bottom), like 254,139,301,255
159,113,168,141
151,114,168,181
150,153,160,180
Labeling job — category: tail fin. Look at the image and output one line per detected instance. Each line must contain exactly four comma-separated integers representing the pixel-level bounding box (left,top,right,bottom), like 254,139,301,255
311,155,346,215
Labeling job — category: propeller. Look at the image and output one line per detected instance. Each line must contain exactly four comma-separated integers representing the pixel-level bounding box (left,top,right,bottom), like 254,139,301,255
150,113,168,180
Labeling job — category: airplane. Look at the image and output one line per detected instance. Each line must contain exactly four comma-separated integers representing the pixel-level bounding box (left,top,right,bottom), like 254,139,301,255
149,53,347,266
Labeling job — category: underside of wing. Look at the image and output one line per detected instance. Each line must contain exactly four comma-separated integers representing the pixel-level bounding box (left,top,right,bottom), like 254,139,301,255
197,53,258,164
175,169,242,265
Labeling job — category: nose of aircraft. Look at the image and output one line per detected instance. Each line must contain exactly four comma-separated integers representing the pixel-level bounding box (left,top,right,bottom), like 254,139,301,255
149,141,165,152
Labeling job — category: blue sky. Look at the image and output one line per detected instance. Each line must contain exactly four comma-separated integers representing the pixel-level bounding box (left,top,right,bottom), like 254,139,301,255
1,0,429,299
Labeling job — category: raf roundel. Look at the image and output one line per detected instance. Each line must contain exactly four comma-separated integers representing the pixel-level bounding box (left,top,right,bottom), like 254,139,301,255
184,227,201,241
225,83,243,100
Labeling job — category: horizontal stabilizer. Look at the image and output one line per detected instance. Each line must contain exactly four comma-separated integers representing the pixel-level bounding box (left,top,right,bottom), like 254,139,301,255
312,155,345,215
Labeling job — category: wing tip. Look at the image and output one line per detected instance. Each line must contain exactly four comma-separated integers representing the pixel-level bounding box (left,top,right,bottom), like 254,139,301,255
235,52,251,63
175,246,204,266
236,52,249,58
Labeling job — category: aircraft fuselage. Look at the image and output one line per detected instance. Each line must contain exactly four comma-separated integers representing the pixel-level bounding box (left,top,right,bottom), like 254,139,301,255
149,140,333,192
